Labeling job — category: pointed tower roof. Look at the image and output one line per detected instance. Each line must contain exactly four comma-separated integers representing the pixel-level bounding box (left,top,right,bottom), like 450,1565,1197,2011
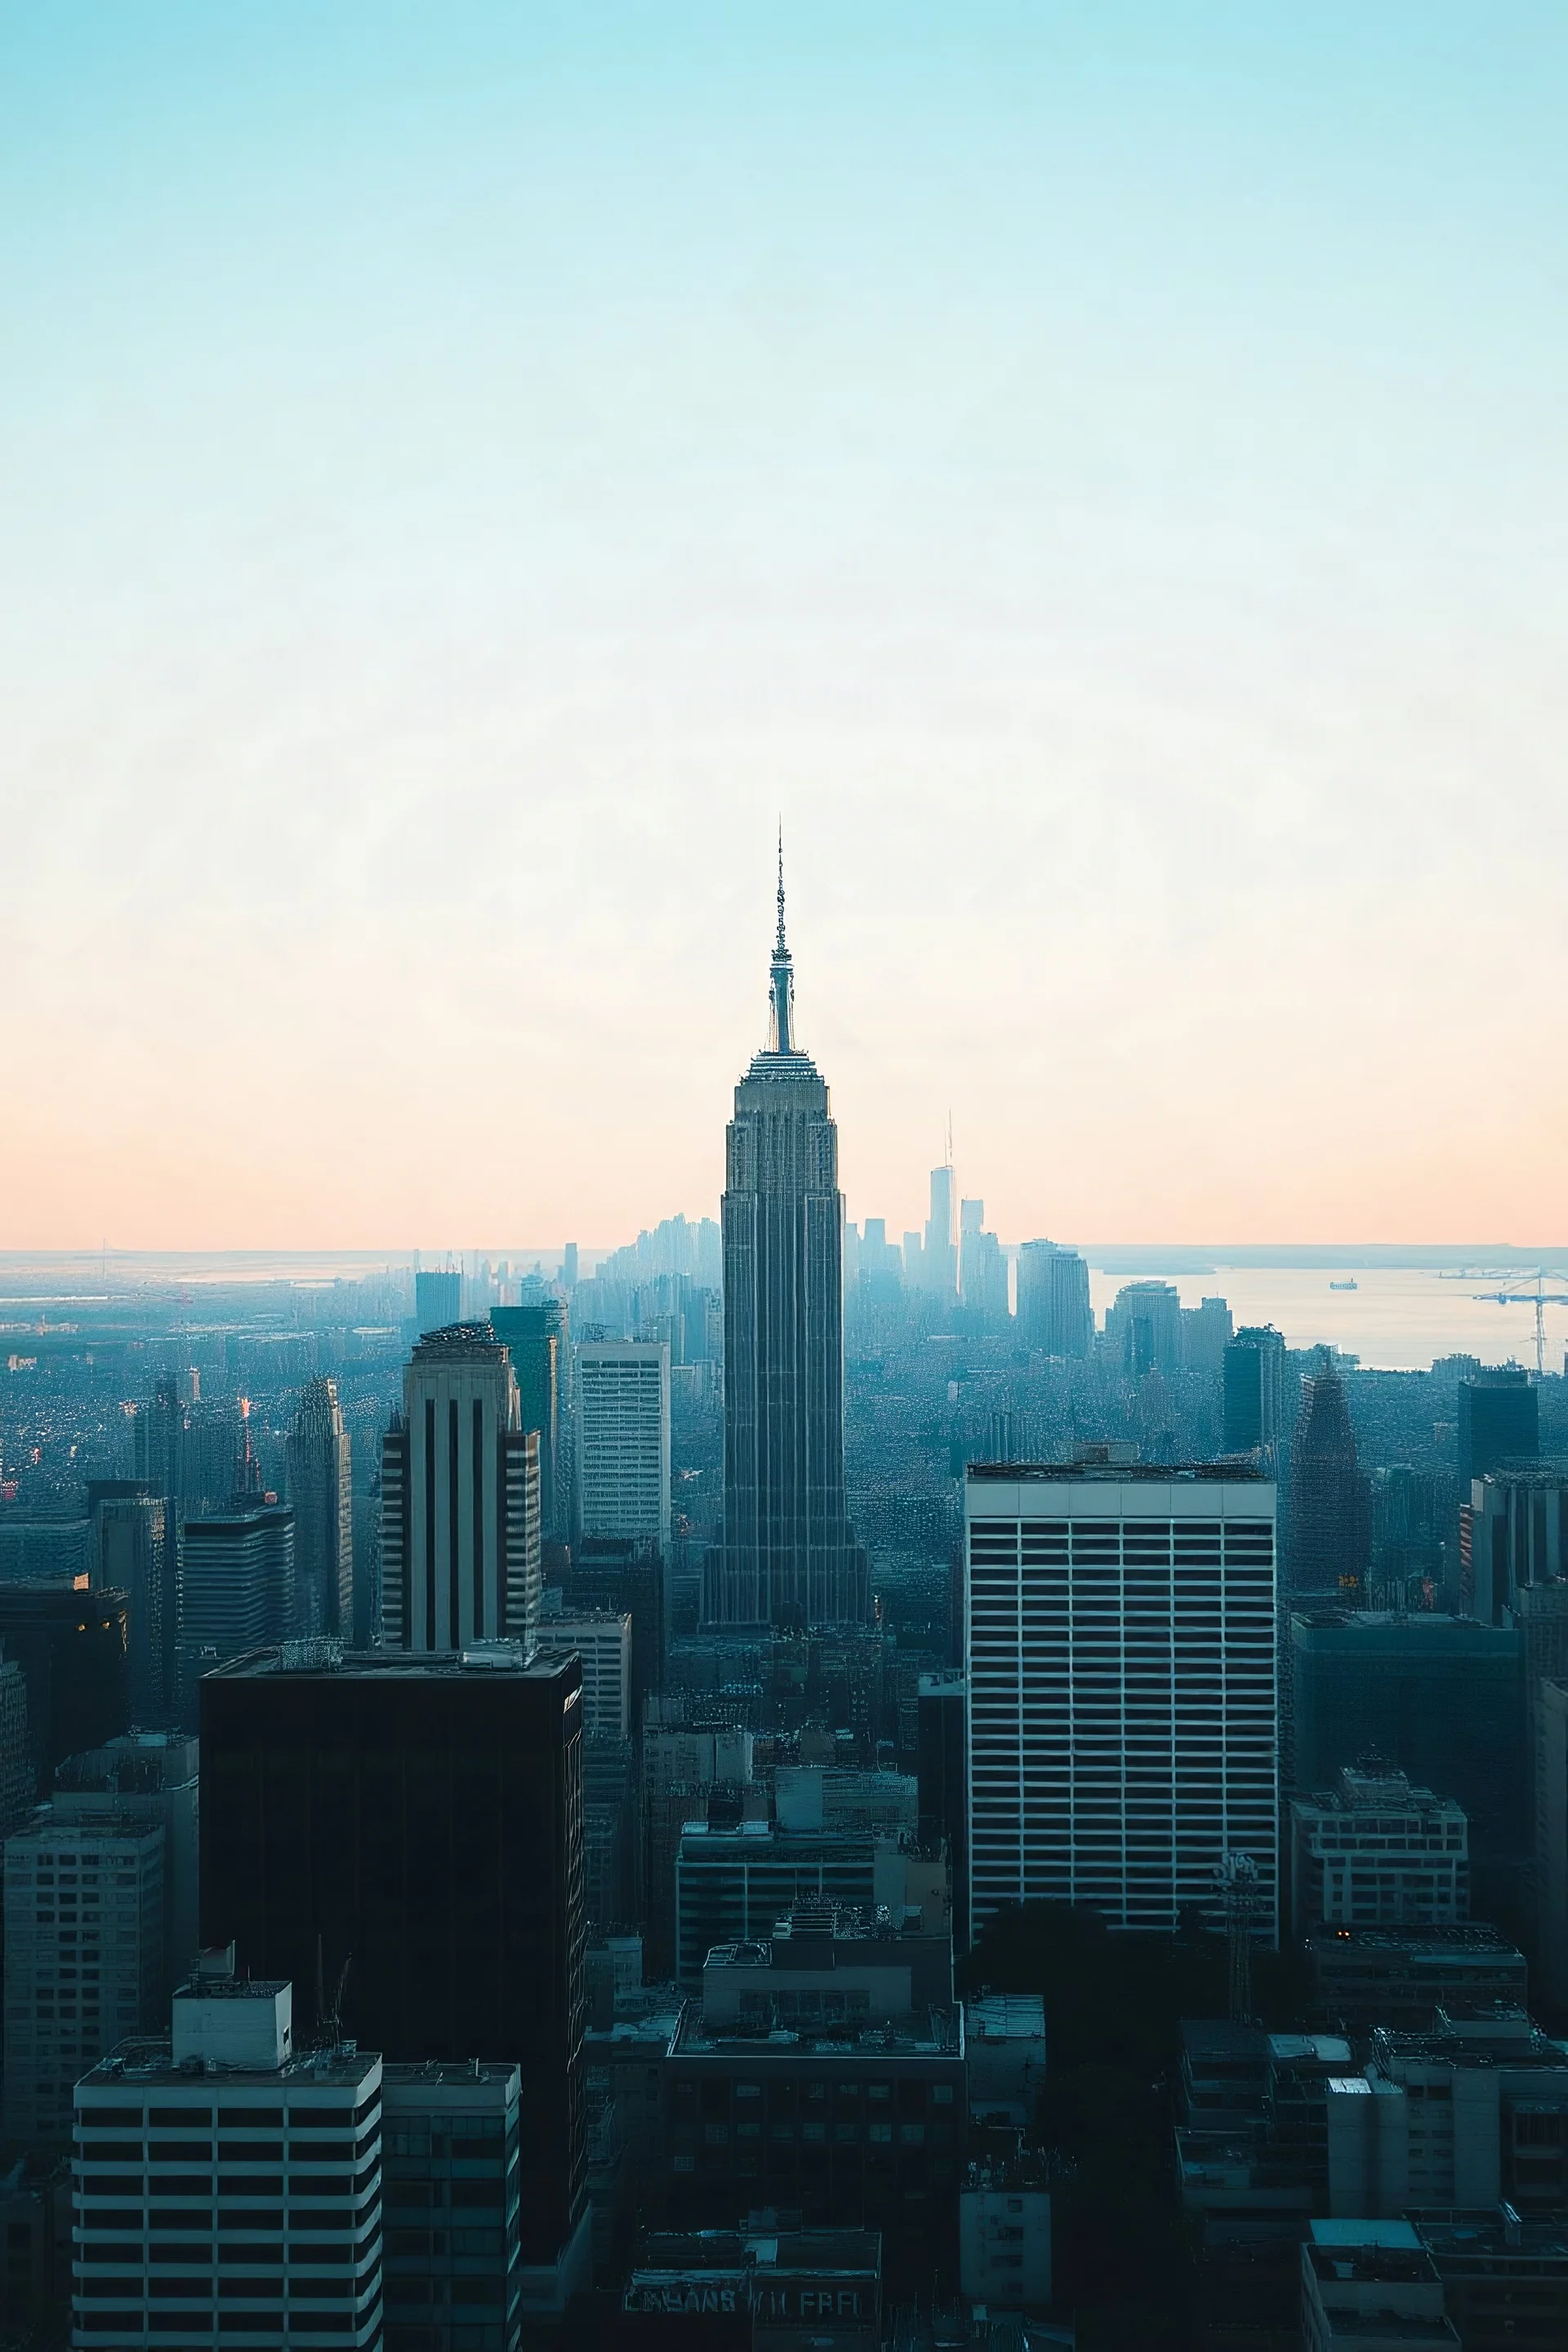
768,828,796,1057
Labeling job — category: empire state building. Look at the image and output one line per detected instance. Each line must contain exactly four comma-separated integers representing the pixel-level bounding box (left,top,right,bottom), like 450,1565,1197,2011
706,862,869,1629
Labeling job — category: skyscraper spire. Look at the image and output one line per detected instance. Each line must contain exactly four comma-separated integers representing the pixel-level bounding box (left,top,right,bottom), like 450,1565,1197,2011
715,843,867,1632
768,830,795,1054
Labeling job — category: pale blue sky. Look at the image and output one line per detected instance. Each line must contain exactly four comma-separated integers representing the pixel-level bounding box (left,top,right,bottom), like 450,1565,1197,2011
4,6,1566,1246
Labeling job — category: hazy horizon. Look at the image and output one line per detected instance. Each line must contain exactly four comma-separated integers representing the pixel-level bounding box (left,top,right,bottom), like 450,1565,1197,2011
7,6,1566,1248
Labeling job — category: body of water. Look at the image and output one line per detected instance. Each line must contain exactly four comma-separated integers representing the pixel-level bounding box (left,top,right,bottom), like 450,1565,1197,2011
0,1249,1561,1374
1086,1260,1564,1374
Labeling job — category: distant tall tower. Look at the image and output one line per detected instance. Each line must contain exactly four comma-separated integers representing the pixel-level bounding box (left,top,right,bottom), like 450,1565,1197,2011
380,1325,541,1653
1224,1325,1288,1454
286,1377,354,1639
1016,1241,1093,1359
1288,1356,1370,1599
708,850,867,1628
925,1134,958,1301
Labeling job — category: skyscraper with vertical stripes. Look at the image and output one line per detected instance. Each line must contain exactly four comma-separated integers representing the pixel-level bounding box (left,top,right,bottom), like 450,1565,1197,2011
286,1375,354,1639
380,1325,541,1653
706,855,867,1628
964,1463,1278,1944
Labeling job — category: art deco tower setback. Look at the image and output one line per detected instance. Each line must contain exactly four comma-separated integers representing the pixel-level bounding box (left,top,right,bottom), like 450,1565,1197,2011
380,1324,541,1654
708,860,868,1628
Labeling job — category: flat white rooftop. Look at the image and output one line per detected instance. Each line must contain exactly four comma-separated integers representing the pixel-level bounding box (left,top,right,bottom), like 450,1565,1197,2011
966,1472,1275,1521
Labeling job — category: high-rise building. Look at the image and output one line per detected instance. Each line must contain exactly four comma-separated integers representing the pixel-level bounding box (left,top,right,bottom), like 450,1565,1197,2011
1465,1463,1568,1623
1458,1369,1539,1492
710,864,868,1629
285,1375,354,1638
131,1377,186,1515
3,1813,164,2146
491,1299,567,1539
183,1405,244,1517
576,1340,670,1553
52,1731,201,2007
924,1162,958,1301
917,1671,969,1954
1539,1678,1568,2011
853,1216,904,1300
564,1536,665,1722
72,1950,384,2352
959,1202,1009,1326
538,1608,631,1740
176,1503,295,1713
378,1324,541,1654
579,1734,635,1932
199,1646,587,2278
1224,1325,1289,1455
415,1266,462,1334
1288,1610,1526,1917
1182,1296,1235,1372
1015,1241,1092,1359
0,1583,129,1791
0,1656,31,1839
965,1463,1278,1944
1288,1362,1370,1598
381,2061,528,2347
91,1486,168,1725
1106,1280,1183,1375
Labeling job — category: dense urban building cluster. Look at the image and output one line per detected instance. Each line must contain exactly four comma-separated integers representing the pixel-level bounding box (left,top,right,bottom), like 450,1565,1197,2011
1,889,1566,2350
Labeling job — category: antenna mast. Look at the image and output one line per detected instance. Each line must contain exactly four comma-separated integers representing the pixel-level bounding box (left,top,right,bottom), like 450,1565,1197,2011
1216,1853,1260,2024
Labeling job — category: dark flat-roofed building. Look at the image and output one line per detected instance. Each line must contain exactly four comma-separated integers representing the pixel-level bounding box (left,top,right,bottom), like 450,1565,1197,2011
1307,1923,1529,2037
626,2224,882,2352
1288,1611,1526,1915
662,1902,963,2292
0,1580,129,1793
1411,2206,1568,2351
381,2060,525,2346
675,1818,945,1992
1459,1372,1539,1496
199,1644,586,2273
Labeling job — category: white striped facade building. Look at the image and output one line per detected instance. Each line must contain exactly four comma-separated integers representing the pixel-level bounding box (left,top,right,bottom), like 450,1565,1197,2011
965,1466,1278,1944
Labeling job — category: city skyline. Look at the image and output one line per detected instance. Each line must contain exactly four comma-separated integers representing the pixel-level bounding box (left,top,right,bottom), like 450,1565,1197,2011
6,8,1568,1250
14,15,1568,2345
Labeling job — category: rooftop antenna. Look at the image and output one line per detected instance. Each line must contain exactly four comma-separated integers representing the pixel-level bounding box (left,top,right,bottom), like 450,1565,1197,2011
768,825,795,1054
1216,1853,1260,2023
314,1933,352,2052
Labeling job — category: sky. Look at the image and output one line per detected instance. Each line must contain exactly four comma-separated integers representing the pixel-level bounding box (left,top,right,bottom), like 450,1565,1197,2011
4,3,1566,1252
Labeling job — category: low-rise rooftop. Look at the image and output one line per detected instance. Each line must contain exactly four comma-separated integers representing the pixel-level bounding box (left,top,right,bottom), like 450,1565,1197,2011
382,2060,519,2093
967,1459,1267,1484
78,2037,377,2091
672,1998,961,2060
206,1645,572,1683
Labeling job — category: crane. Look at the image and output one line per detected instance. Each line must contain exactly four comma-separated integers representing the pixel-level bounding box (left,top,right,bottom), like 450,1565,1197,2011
1468,1267,1568,1378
